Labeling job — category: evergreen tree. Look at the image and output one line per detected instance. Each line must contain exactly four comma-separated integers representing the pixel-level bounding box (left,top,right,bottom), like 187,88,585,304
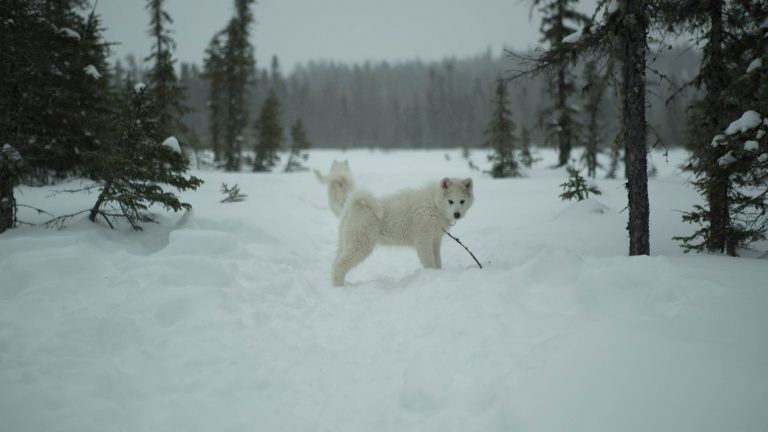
0,0,114,231
482,80,520,178
520,126,536,168
87,84,202,230
253,90,283,172
674,0,768,255
532,0,589,167
145,0,187,138
284,119,311,172
581,60,606,178
203,33,226,162
221,0,256,171
510,0,657,255
559,167,601,201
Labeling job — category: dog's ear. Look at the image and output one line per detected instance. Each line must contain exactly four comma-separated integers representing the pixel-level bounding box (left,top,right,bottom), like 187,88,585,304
441,177,451,190
463,178,473,191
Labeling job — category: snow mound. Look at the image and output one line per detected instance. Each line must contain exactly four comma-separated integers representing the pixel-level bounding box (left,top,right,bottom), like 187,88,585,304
553,198,609,219
562,29,582,44
161,136,181,154
83,65,101,79
58,27,80,41
710,134,725,147
725,111,762,135
746,58,762,73
744,140,759,151
134,82,146,93
717,150,737,166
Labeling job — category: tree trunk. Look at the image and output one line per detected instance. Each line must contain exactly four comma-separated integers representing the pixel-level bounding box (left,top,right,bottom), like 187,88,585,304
557,65,571,167
88,183,109,223
703,0,730,253
0,171,15,233
621,1,650,255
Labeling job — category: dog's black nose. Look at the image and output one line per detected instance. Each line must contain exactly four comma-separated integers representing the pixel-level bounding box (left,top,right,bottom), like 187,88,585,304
454,212,461,219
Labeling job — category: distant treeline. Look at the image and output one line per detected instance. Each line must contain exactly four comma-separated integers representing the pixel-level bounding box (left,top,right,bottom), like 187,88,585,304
115,48,700,150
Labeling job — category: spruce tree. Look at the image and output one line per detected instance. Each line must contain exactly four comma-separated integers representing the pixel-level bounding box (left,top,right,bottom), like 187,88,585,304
510,0,657,255
221,0,256,171
87,84,203,230
581,60,606,178
284,119,311,172
520,126,535,168
674,0,768,254
483,80,520,178
532,0,589,167
253,90,283,172
203,33,226,162
0,0,114,231
145,0,187,138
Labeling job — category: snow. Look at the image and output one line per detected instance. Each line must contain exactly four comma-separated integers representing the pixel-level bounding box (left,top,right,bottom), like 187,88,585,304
710,134,725,147
725,111,762,135
606,0,619,14
744,140,759,151
161,136,181,154
134,82,146,93
757,129,766,139
759,153,768,163
58,27,81,41
2,143,22,161
562,29,582,44
2,149,768,432
746,58,762,73
717,150,737,166
83,65,101,79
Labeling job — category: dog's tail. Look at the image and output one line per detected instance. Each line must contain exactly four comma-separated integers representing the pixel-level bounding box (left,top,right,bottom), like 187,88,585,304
313,169,329,184
347,190,383,219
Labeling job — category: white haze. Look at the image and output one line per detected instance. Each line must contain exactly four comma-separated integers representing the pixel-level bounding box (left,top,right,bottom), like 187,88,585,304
99,0,598,72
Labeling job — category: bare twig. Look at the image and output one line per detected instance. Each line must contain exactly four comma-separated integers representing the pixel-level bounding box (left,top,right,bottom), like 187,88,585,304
442,228,483,269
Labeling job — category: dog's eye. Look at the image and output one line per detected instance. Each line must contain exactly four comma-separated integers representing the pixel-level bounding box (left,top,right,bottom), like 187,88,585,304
448,200,454,205
460,200,465,205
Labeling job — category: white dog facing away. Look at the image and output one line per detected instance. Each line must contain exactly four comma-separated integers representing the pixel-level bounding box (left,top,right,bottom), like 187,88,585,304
314,160,355,217
332,177,474,287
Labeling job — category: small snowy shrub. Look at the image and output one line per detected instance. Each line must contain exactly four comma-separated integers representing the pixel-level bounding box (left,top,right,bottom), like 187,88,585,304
559,167,601,201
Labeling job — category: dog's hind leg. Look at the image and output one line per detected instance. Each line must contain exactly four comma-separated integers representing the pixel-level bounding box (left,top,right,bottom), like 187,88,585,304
332,235,375,287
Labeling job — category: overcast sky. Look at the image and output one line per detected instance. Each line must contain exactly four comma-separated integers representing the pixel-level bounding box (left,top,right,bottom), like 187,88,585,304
99,0,597,72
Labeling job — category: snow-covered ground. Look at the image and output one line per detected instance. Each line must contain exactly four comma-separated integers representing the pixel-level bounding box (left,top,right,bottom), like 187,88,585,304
2,149,767,432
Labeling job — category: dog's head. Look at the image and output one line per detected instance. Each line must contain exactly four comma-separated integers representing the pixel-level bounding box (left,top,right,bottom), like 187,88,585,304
330,160,351,176
437,177,474,222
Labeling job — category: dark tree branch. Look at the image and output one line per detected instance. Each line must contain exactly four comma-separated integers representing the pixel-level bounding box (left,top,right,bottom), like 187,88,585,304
442,228,483,269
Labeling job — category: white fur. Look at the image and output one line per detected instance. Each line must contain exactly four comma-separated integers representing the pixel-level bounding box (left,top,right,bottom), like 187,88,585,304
332,177,474,287
314,160,355,217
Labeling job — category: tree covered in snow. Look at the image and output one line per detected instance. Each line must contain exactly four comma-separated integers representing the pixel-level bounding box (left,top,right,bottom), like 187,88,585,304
674,0,768,254
0,0,115,231
531,0,590,167
145,0,188,139
483,79,521,178
284,119,311,173
253,90,283,172
86,85,202,230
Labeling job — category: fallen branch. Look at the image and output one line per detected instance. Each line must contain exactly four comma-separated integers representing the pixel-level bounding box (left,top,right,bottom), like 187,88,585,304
442,228,483,269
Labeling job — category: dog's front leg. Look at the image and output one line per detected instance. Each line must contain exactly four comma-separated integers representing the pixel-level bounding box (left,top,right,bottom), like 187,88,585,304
432,235,442,269
416,238,437,269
